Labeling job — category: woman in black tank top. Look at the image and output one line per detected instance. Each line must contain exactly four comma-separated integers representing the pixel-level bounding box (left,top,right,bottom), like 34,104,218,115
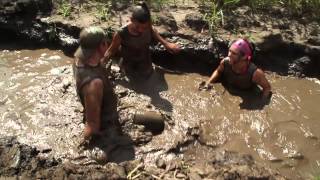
200,38,271,100
102,2,180,79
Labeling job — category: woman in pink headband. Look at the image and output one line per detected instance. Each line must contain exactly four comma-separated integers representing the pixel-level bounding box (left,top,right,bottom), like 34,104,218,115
200,38,271,101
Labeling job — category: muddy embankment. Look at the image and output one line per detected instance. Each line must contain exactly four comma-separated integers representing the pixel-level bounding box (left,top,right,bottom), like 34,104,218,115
1,0,320,179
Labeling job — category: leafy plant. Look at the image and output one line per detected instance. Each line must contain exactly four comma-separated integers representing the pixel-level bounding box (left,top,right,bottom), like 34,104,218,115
95,2,112,22
202,0,240,37
203,2,223,37
151,14,161,25
57,0,72,17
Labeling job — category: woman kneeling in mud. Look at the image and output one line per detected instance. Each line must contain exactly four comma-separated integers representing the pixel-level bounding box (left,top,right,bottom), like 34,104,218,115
102,2,180,79
73,27,120,142
200,38,271,101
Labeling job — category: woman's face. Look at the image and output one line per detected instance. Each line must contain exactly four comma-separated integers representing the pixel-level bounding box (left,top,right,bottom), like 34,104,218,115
131,19,150,35
228,45,244,65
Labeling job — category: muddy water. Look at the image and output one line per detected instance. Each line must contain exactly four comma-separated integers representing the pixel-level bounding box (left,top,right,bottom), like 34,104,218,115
1,47,320,179
0,47,83,159
163,72,320,179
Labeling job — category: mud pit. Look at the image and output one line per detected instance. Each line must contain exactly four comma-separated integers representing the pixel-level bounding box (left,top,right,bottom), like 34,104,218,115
0,44,320,179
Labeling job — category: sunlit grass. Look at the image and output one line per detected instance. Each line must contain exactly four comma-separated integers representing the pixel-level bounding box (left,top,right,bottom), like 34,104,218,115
57,0,72,17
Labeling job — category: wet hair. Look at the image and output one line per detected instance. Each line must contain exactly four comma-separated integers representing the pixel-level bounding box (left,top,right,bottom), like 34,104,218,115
131,2,151,23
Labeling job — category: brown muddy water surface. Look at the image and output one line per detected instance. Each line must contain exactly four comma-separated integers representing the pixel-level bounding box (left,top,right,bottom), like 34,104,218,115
1,47,320,179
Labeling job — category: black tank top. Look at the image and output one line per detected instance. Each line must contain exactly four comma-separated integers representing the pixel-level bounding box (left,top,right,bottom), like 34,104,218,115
222,57,257,90
73,61,118,128
118,25,153,75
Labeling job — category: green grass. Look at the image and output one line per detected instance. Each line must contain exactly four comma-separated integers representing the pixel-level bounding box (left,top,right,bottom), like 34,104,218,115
199,0,320,37
57,0,72,18
95,2,112,22
201,0,240,37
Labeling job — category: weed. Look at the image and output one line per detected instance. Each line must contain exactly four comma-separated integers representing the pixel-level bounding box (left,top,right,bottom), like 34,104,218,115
203,2,223,37
151,14,161,25
202,0,240,37
95,2,112,22
57,0,72,18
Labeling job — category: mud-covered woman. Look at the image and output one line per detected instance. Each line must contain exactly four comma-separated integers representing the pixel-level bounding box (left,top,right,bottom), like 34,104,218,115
73,27,120,142
200,38,272,101
102,2,180,79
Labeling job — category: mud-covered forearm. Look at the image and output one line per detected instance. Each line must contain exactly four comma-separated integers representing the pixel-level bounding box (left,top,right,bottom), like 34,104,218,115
261,84,271,99
102,33,121,64
207,70,220,84
252,69,272,100
152,28,180,54
207,61,224,84
152,28,169,47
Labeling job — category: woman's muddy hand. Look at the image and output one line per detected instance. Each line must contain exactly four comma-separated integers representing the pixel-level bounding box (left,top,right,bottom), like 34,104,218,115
198,81,213,91
166,42,181,54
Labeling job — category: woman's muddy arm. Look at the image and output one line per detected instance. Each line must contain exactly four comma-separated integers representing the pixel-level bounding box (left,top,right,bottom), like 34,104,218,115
101,32,121,64
152,28,180,54
82,79,103,139
206,60,224,85
199,60,224,90
252,69,271,100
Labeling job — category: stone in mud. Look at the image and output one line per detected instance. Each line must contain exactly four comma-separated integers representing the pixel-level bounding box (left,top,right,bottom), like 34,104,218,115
307,36,320,46
212,151,255,166
155,11,178,32
176,172,187,179
286,151,304,160
305,45,320,57
156,158,166,169
0,137,40,176
188,171,202,180
111,1,128,11
107,163,127,179
288,56,312,77
184,13,207,31
0,0,52,16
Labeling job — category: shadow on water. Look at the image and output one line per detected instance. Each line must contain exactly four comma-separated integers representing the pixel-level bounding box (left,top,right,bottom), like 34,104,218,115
221,82,271,110
82,108,135,163
116,65,183,113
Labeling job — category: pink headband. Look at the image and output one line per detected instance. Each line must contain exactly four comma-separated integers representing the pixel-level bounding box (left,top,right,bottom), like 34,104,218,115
230,39,252,61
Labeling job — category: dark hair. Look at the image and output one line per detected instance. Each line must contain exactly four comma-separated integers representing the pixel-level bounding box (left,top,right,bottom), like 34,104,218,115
132,2,151,23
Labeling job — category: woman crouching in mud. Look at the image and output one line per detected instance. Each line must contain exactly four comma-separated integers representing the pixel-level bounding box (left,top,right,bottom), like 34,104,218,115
200,38,272,101
73,27,120,143
102,2,180,80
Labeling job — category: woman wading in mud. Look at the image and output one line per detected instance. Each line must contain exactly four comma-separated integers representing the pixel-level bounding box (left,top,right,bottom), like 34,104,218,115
73,27,120,142
102,2,180,80
200,38,271,101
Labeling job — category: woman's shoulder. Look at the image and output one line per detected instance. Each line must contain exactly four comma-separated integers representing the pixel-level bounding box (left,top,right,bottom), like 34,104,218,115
118,24,130,37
